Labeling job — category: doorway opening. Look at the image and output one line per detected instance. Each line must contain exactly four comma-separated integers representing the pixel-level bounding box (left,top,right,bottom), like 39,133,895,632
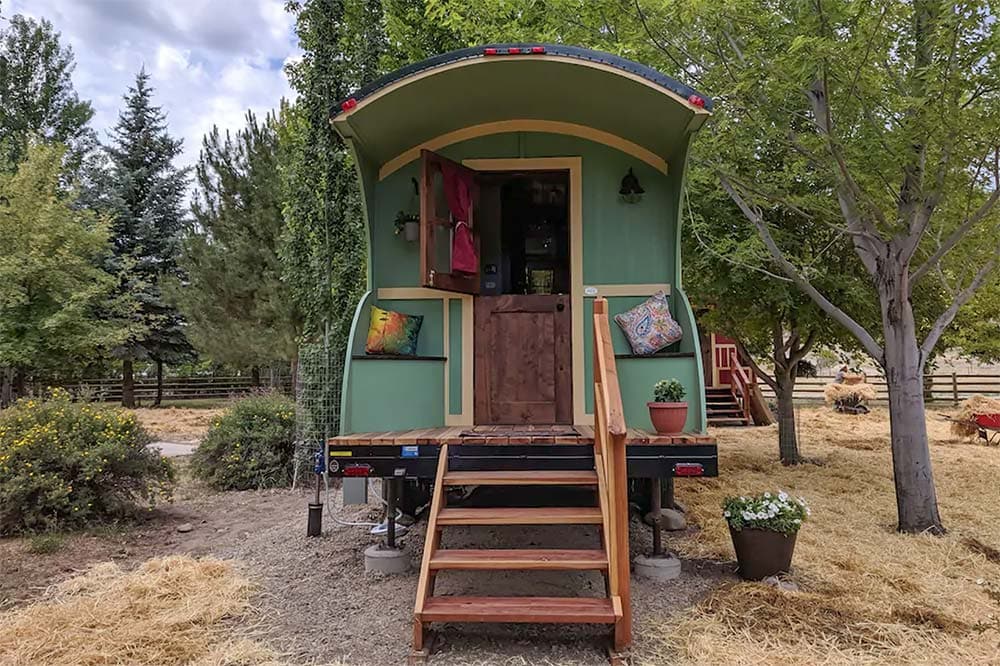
474,170,573,425
478,171,570,296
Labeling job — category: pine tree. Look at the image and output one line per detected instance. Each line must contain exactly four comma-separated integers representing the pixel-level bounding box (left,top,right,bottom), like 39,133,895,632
173,108,302,376
100,70,192,407
0,15,96,172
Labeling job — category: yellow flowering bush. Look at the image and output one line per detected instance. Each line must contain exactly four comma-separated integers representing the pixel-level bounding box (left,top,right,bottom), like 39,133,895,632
0,391,174,534
191,393,296,490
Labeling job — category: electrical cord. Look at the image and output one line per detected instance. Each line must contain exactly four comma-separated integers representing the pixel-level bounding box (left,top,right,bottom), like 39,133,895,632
323,474,402,528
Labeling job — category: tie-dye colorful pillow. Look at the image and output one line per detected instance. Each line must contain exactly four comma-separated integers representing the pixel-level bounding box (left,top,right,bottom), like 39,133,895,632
365,305,423,356
613,291,683,355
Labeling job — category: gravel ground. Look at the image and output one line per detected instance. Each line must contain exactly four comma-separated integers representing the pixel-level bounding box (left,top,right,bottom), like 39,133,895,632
2,463,732,665
219,481,734,666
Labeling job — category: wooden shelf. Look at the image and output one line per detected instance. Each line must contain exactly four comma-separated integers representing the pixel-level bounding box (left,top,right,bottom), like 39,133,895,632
352,354,446,361
614,351,693,359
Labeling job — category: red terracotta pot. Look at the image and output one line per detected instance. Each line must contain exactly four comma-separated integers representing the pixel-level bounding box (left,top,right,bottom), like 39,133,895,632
647,401,688,434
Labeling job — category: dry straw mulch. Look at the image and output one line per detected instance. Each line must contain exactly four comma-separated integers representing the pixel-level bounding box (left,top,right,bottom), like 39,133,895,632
950,394,1000,438
640,407,1000,665
133,406,225,442
0,555,282,666
823,381,877,406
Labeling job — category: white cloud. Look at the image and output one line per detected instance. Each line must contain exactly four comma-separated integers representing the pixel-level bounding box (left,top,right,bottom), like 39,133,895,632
7,0,300,172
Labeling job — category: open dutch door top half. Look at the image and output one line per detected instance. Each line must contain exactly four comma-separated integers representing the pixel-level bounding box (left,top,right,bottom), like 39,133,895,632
420,149,481,295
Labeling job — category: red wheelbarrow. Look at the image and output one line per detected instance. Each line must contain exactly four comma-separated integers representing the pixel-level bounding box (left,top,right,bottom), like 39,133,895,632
974,413,1000,445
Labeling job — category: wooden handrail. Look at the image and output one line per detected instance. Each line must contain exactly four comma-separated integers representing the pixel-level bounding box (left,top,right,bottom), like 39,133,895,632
592,298,631,652
728,348,752,424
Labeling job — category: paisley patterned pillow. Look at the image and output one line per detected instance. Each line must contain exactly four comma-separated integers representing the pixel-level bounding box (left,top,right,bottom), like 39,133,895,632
366,305,423,356
613,291,683,355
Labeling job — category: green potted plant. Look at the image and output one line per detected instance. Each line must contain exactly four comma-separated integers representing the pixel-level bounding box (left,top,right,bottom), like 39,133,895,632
394,211,419,242
648,379,687,434
723,491,810,580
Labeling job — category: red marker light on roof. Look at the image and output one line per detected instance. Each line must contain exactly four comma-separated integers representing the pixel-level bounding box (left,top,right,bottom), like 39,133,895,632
531,46,546,54
508,47,521,54
484,47,498,55
341,98,357,112
687,94,705,108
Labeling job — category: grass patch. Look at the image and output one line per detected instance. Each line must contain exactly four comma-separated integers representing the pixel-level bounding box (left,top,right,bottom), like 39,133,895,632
26,533,65,554
641,406,1000,665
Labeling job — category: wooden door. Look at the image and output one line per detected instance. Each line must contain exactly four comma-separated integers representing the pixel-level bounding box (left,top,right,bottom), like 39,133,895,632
420,149,481,294
474,294,572,424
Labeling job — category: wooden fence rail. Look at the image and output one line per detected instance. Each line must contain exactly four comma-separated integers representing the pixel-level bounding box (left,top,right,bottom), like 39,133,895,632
758,374,1000,404
30,376,292,404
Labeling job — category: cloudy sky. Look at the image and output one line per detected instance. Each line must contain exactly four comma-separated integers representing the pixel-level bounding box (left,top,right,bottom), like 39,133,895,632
8,0,299,168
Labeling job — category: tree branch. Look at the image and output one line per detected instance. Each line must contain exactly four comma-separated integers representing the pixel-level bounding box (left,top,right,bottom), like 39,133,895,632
720,173,885,362
920,251,1000,359
735,336,779,393
910,147,1000,288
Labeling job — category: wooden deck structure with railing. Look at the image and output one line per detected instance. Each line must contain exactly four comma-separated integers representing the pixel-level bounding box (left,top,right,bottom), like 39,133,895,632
409,298,632,664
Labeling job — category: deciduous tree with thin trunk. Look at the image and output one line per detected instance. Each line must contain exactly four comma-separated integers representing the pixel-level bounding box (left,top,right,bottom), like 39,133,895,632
681,0,1000,533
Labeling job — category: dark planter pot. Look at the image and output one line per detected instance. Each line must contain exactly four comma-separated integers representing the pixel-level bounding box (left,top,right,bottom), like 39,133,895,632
729,526,798,580
647,401,688,434
403,221,419,242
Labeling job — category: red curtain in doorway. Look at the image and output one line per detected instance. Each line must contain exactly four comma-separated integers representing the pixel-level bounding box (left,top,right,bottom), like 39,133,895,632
441,161,478,274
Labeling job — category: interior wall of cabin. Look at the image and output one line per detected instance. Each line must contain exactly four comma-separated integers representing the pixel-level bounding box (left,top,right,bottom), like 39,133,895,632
339,131,707,435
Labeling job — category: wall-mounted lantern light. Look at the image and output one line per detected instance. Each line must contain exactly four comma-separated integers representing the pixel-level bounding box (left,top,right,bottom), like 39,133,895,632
619,167,644,204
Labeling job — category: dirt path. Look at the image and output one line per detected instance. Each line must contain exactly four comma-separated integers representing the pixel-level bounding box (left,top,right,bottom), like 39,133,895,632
0,465,731,665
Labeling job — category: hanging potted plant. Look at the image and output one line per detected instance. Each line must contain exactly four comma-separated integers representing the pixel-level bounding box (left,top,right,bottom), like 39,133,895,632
723,491,810,580
394,211,419,242
648,379,688,434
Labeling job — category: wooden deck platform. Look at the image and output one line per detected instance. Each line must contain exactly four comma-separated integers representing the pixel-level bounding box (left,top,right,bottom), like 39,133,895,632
329,424,715,446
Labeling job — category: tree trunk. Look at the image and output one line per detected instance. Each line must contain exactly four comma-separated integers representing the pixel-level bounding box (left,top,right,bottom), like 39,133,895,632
1,367,13,408
884,321,943,533
251,365,261,387
13,369,26,401
122,359,136,408
153,360,164,407
774,373,801,465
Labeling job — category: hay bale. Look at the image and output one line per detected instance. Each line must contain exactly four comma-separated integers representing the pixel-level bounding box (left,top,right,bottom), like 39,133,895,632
0,555,278,665
824,382,877,406
951,395,1000,438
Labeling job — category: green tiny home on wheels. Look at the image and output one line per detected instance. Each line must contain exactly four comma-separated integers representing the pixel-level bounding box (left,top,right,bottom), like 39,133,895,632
330,44,717,446
326,44,721,662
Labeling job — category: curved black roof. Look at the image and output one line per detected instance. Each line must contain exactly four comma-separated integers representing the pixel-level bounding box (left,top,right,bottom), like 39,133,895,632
332,43,713,117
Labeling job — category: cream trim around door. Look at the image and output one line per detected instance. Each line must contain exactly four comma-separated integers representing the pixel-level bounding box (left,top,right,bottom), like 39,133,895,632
582,283,671,298
378,120,668,180
463,157,587,425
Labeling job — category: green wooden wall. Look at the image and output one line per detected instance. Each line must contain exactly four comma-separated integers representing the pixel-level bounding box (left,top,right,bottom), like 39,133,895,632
340,131,707,435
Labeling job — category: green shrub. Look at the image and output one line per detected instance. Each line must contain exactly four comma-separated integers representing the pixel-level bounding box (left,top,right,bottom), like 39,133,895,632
0,391,174,534
191,393,296,490
27,532,65,554
653,378,686,403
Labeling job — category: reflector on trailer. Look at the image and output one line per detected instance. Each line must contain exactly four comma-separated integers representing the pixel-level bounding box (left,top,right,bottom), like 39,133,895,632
343,464,372,477
341,98,357,111
674,462,704,476
483,47,498,55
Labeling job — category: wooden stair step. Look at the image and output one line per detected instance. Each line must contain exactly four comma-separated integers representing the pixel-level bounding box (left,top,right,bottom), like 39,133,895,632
442,470,598,486
437,506,603,526
419,596,617,624
430,548,608,570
